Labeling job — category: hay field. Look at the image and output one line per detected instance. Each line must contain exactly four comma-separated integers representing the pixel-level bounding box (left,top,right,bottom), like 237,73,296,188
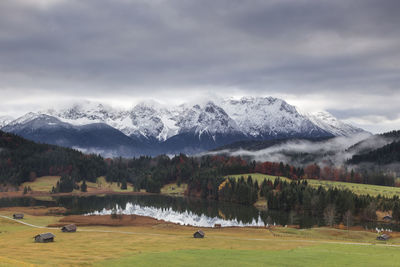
1,211,400,266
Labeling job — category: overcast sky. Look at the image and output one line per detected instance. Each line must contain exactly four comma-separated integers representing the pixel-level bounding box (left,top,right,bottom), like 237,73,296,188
0,0,399,133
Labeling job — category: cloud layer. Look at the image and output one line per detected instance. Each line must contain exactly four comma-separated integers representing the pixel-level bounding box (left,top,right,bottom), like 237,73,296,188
0,0,399,133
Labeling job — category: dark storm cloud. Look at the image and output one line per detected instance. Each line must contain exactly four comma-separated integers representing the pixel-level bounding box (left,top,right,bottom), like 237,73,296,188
0,0,399,132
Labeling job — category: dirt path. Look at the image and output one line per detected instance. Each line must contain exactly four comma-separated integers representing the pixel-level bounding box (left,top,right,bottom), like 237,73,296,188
1,215,399,248
0,215,59,230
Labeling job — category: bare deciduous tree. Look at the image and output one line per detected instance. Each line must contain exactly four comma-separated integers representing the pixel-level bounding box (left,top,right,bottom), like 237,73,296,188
344,210,353,231
324,204,336,227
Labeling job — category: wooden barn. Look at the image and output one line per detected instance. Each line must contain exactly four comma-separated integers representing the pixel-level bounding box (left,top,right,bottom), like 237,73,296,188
383,215,393,221
214,224,222,228
193,230,205,238
61,224,77,232
13,213,24,219
377,234,390,241
34,233,55,243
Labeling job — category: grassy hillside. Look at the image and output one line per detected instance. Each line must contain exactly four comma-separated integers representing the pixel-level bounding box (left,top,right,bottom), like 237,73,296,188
22,176,61,192
160,183,188,196
225,173,400,197
21,176,134,193
306,179,400,197
0,212,400,266
225,173,291,183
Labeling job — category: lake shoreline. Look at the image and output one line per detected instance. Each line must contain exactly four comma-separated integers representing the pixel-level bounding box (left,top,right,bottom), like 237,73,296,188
0,189,154,199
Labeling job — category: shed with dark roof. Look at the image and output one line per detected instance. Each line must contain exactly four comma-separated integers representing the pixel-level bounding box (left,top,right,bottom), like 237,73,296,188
61,224,77,232
193,230,205,238
383,215,393,221
377,234,390,241
34,233,55,243
13,213,24,219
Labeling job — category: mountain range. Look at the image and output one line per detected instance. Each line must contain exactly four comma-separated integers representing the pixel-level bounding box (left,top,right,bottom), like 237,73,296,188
0,97,366,157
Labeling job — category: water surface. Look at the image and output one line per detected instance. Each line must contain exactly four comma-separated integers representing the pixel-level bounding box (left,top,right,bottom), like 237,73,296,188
0,194,397,230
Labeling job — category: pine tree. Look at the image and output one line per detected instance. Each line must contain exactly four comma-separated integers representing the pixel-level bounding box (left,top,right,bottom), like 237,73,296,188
254,180,259,193
392,201,400,222
81,180,87,192
121,178,127,190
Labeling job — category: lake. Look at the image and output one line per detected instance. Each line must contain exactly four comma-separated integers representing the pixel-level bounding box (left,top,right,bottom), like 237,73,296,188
0,194,397,230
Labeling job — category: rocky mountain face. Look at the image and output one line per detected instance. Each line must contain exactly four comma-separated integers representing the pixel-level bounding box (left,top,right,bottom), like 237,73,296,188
1,97,367,156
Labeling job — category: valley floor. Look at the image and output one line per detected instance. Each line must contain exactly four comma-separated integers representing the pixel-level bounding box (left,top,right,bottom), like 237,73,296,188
0,208,400,266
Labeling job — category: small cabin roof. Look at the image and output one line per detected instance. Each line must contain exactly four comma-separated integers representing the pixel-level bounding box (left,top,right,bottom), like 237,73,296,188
13,213,24,217
35,233,55,239
62,224,77,230
195,230,205,236
377,234,390,240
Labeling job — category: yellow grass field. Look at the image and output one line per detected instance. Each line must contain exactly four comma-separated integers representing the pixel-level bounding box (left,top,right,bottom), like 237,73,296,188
306,179,400,197
1,211,400,266
22,176,61,192
160,183,188,196
21,176,134,193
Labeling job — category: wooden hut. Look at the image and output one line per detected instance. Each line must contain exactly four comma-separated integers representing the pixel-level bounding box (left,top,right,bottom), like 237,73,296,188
214,224,222,228
61,224,77,233
377,234,390,241
13,213,24,219
193,230,205,238
383,215,393,221
34,233,55,243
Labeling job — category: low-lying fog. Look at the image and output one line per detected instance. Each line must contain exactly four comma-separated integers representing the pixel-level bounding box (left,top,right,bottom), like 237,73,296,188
206,133,392,167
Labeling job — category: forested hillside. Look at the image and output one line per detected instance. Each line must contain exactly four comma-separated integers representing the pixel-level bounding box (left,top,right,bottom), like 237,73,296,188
1,130,397,189
349,140,400,165
0,130,105,185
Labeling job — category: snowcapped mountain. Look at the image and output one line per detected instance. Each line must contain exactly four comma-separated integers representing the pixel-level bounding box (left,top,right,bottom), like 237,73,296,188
2,113,145,157
129,101,181,142
177,102,241,136
0,116,14,128
0,96,367,156
46,101,133,133
219,97,332,139
306,111,365,137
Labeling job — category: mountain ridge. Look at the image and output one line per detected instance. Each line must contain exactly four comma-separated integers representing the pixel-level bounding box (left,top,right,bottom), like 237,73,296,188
1,96,367,156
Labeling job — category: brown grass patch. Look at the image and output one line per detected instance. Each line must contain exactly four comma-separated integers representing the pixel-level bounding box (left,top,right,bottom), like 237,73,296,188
48,214,176,227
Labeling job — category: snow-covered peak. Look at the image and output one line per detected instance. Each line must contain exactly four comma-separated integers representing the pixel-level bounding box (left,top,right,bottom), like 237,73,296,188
0,115,14,128
46,101,127,123
307,111,366,136
6,112,41,126
177,101,240,137
220,96,319,137
43,101,135,138
129,101,180,141
2,113,73,132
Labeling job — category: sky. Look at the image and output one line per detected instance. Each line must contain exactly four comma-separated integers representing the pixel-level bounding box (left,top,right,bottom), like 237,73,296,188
0,0,399,133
